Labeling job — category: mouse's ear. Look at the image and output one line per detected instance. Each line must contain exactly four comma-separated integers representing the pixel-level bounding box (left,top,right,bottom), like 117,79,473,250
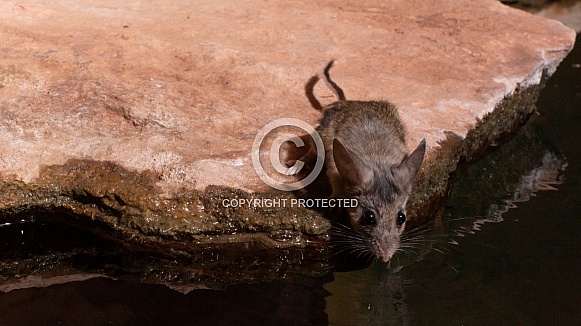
393,139,426,192
333,138,373,187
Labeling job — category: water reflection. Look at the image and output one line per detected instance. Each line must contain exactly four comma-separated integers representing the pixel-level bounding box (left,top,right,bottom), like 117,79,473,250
0,276,331,325
326,264,411,325
449,149,566,235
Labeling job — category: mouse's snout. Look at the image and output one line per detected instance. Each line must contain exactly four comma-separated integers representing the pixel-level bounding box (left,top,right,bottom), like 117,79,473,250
366,232,400,263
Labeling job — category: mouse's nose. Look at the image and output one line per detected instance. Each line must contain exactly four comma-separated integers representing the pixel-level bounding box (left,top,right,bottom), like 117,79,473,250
374,235,399,262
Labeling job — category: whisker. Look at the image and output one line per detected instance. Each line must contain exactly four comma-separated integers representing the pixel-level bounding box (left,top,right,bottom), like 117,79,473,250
432,247,446,255
446,261,459,274
328,213,484,265
330,232,362,238
398,248,420,259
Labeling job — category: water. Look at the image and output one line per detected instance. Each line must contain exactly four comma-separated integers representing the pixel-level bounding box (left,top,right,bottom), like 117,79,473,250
0,34,579,326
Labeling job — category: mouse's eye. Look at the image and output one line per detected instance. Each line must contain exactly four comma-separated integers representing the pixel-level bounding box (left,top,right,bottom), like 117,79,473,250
396,211,406,226
360,210,377,227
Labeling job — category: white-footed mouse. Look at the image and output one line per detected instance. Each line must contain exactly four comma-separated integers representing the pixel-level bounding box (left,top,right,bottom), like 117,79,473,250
292,61,426,262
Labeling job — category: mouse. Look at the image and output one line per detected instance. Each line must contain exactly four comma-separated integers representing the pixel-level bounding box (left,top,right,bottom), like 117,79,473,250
290,61,426,262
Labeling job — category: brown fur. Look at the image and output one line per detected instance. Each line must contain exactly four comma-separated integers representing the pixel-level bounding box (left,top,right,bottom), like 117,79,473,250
317,61,426,262
282,61,425,262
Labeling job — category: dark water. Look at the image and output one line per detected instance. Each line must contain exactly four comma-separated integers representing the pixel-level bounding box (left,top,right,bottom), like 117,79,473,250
416,31,581,324
0,36,579,326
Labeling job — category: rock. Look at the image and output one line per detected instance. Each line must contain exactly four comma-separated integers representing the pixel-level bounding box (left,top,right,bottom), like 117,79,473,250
0,0,576,277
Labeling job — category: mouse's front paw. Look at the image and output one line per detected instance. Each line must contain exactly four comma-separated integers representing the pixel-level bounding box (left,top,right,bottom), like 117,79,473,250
285,160,305,176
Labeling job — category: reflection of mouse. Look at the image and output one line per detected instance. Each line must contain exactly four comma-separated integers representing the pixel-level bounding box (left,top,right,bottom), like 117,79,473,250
291,61,426,262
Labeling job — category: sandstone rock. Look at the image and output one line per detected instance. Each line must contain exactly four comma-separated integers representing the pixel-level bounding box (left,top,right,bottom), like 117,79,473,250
0,0,576,262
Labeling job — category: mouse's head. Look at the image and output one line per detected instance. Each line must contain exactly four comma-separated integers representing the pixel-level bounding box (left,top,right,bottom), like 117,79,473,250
333,138,426,262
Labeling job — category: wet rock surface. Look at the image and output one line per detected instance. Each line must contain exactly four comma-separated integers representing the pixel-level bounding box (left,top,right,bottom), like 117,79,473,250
0,0,576,286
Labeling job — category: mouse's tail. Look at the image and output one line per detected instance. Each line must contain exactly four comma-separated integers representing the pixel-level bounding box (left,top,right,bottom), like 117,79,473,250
321,60,346,101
